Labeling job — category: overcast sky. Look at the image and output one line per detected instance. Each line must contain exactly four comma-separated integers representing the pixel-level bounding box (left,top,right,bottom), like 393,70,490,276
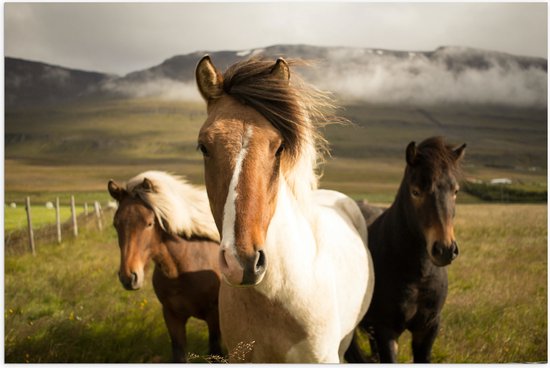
4,2,548,75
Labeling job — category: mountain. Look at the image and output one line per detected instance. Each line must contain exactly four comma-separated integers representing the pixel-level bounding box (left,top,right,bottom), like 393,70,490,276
5,44,548,108
5,57,114,107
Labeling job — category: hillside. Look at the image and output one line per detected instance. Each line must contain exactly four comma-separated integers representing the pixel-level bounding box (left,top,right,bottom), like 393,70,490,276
4,98,546,203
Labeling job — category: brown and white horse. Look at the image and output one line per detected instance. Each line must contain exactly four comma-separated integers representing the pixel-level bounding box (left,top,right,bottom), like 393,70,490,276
195,56,374,362
108,171,222,362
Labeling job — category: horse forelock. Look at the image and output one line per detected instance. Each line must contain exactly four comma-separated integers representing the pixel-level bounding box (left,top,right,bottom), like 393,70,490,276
413,136,464,184
126,171,220,242
219,57,345,206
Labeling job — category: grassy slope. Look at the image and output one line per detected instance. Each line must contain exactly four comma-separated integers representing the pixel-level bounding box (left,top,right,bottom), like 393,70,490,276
5,99,547,202
4,204,546,362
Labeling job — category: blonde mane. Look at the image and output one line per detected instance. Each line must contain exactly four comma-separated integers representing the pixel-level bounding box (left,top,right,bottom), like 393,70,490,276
126,171,220,242
220,58,348,207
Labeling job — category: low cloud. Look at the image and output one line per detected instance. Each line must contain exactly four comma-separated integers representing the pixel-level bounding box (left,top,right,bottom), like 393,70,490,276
101,78,202,101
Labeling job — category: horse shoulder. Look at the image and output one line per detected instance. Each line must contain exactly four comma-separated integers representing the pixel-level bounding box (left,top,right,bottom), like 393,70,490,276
312,189,367,244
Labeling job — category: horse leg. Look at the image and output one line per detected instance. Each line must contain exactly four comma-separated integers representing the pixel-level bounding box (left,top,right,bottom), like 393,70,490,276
343,330,369,363
373,326,399,363
411,319,440,363
205,310,223,358
162,306,189,363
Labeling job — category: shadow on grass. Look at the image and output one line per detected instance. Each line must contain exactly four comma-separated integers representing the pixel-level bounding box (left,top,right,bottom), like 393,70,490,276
5,314,210,363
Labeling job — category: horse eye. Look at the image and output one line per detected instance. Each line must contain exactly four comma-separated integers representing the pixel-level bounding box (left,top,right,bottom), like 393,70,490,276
411,189,421,197
275,143,285,157
197,143,209,157
147,222,153,227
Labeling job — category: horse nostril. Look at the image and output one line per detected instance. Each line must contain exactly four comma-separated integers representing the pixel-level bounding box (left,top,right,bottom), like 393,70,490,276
131,272,138,286
432,242,444,256
451,241,459,260
254,250,266,274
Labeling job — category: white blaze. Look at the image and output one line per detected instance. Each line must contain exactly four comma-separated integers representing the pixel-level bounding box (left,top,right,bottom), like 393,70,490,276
221,126,253,255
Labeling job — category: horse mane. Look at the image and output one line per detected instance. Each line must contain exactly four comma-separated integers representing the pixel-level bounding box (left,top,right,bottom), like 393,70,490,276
126,171,220,242
414,136,464,179
221,57,347,203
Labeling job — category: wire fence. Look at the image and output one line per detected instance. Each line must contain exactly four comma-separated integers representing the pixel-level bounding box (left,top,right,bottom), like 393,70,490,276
5,196,115,256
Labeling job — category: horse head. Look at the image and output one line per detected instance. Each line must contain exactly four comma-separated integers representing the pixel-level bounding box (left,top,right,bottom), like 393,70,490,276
195,56,296,286
403,137,466,266
108,178,160,290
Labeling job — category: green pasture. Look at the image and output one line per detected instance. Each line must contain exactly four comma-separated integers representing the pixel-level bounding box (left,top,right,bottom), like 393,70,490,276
5,205,76,233
4,203,547,362
5,98,547,198
4,98,547,362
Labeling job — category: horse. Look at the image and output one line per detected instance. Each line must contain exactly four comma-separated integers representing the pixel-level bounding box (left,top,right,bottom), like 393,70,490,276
195,55,374,363
107,170,223,362
349,136,466,363
355,199,386,227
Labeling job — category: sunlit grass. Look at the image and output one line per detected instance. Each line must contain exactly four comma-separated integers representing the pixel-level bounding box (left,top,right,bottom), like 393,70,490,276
4,205,74,232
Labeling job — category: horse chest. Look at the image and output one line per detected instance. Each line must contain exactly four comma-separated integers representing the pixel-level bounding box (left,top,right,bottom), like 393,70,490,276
152,266,219,319
400,273,448,329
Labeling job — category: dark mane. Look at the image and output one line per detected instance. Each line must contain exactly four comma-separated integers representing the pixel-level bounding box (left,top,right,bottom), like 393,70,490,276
221,57,345,162
413,136,464,179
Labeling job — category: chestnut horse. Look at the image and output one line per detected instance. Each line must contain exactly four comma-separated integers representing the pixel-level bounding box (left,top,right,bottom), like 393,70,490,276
195,56,374,362
348,137,466,363
107,171,223,362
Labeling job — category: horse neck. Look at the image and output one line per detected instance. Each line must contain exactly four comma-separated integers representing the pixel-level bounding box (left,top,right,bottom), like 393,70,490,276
258,180,318,296
387,180,426,257
152,232,188,278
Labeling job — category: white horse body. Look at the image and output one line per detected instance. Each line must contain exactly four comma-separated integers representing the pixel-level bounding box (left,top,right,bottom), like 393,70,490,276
219,183,374,362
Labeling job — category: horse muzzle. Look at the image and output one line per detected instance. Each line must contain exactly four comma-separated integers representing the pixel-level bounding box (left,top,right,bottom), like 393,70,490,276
219,247,267,287
430,240,459,267
119,270,143,290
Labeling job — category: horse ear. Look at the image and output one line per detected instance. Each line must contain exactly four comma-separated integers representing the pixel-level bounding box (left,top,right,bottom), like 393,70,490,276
108,180,126,201
406,141,418,166
453,143,467,161
196,55,223,102
141,178,156,193
271,58,290,82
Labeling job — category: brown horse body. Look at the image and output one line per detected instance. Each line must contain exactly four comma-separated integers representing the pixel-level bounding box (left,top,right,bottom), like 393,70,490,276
348,136,466,363
108,172,222,362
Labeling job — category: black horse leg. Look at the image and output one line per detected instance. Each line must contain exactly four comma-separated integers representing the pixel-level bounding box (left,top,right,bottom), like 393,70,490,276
373,326,399,363
344,330,369,363
411,319,440,363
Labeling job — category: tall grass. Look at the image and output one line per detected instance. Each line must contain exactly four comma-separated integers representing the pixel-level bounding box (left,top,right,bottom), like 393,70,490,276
4,204,547,362
5,226,210,363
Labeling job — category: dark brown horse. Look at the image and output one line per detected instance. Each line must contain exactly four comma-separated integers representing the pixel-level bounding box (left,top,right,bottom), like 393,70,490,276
348,136,466,363
107,171,223,362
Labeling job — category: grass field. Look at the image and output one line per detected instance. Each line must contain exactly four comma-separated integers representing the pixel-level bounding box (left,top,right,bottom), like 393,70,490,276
5,98,547,199
4,204,546,363
4,98,547,362
5,206,75,232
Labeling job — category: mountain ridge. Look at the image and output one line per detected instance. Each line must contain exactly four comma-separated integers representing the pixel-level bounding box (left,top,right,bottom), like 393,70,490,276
5,44,547,107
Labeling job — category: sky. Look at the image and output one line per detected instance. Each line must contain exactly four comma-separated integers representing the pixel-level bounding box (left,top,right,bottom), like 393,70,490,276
3,2,548,76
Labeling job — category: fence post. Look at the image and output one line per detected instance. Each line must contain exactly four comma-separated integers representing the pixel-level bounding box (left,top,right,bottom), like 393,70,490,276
56,197,62,244
71,195,78,237
84,202,89,216
94,201,103,232
25,197,36,256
